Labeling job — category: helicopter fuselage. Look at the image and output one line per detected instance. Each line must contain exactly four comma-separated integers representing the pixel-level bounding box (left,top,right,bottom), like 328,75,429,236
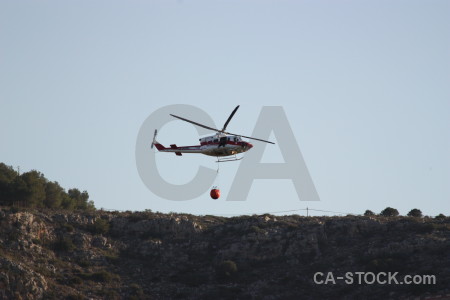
153,133,253,157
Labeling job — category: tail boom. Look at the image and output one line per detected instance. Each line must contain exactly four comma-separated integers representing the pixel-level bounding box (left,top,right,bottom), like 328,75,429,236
153,141,202,155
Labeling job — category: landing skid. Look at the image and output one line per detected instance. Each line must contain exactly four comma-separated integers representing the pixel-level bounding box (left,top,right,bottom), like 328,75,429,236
216,155,243,163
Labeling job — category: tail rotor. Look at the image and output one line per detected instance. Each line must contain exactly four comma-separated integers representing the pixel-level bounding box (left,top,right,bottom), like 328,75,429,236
151,129,158,149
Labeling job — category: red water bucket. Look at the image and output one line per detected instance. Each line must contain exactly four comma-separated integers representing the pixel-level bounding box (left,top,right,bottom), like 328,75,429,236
210,188,220,200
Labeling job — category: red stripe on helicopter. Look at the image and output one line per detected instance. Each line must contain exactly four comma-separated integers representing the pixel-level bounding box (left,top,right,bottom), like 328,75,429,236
155,141,241,151
163,145,202,150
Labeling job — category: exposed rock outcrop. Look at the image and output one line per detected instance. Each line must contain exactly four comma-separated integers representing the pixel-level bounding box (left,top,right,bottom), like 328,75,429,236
0,208,449,299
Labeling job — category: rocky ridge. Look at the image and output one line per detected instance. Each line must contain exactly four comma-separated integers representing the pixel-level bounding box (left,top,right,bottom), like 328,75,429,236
0,208,449,299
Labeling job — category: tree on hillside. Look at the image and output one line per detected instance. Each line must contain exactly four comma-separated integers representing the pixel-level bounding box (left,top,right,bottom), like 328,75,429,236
407,208,422,218
364,210,375,216
0,162,95,211
68,188,92,210
44,181,64,208
380,207,399,217
10,176,29,207
61,193,76,210
0,163,18,205
0,163,17,183
435,214,446,220
19,171,47,208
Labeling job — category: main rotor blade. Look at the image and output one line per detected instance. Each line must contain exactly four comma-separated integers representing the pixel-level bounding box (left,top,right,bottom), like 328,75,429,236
223,131,275,144
170,114,220,132
222,105,240,132
170,111,275,144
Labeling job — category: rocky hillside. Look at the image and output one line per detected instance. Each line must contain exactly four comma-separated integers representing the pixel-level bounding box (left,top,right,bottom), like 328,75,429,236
0,208,449,299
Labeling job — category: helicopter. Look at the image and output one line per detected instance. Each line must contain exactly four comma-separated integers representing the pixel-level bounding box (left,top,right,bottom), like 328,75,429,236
151,105,274,162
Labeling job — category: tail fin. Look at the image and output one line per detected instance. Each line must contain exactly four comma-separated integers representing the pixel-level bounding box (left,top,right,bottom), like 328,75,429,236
153,142,166,151
151,129,166,151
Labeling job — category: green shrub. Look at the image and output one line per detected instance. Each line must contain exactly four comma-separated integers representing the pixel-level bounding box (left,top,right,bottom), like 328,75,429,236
217,260,238,279
8,230,21,240
92,271,114,282
250,225,265,234
435,213,446,220
76,259,90,268
102,250,119,264
99,288,120,299
80,270,118,282
129,283,144,298
66,294,84,300
70,276,82,285
90,218,110,235
62,223,74,232
411,222,435,234
53,237,75,252
129,211,153,222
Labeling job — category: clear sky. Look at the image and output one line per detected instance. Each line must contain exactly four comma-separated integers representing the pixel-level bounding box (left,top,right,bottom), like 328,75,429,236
1,0,449,216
